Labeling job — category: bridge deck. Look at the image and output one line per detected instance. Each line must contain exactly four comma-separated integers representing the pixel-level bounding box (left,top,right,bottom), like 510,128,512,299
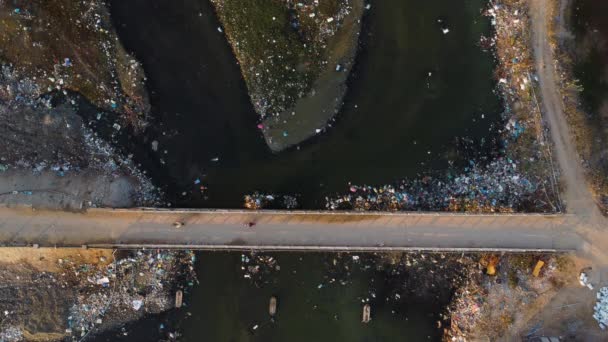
0,207,583,251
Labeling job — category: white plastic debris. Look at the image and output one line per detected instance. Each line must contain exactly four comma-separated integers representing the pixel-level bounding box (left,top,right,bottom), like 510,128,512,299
593,287,608,329
95,277,110,286
580,272,592,288
132,299,143,311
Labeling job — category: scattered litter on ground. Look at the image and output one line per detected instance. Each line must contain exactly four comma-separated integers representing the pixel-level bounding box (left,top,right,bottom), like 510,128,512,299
244,192,299,209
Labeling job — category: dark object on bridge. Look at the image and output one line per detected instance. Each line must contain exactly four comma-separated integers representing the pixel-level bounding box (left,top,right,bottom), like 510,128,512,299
247,222,256,228
362,304,371,323
173,221,185,229
269,296,277,317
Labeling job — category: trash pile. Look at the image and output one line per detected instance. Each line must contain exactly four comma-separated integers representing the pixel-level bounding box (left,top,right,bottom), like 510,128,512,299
445,255,563,341
240,253,280,285
82,126,160,206
593,287,608,330
244,192,299,209
326,158,542,213
486,0,560,203
447,281,485,341
65,250,197,340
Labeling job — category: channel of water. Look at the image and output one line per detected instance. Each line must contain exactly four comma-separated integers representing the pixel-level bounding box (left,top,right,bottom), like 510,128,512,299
93,0,500,340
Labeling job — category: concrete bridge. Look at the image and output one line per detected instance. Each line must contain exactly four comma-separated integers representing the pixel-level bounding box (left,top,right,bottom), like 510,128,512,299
0,206,585,252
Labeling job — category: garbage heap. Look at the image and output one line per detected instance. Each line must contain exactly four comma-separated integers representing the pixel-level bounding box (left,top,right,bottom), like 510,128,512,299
445,255,562,341
65,250,196,340
244,192,299,209
325,158,541,213
593,287,608,330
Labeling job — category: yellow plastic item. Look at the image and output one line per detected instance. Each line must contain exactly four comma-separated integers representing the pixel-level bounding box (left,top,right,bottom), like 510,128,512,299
532,260,545,277
486,264,496,275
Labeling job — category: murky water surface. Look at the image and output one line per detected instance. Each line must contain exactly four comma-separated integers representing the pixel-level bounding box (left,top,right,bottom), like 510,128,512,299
108,0,501,208
95,252,451,342
93,0,499,340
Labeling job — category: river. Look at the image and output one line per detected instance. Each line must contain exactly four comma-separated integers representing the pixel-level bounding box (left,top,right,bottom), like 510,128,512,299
107,0,501,209
94,252,462,342
91,0,500,340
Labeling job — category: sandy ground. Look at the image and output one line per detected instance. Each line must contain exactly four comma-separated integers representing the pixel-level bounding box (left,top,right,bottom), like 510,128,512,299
0,247,113,273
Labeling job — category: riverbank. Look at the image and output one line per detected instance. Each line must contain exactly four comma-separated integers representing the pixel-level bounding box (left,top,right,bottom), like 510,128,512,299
0,248,196,342
0,1,159,208
210,0,364,151
324,0,561,214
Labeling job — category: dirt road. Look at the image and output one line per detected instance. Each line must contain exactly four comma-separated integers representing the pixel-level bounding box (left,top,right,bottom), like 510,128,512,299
529,0,604,224
522,1,608,338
